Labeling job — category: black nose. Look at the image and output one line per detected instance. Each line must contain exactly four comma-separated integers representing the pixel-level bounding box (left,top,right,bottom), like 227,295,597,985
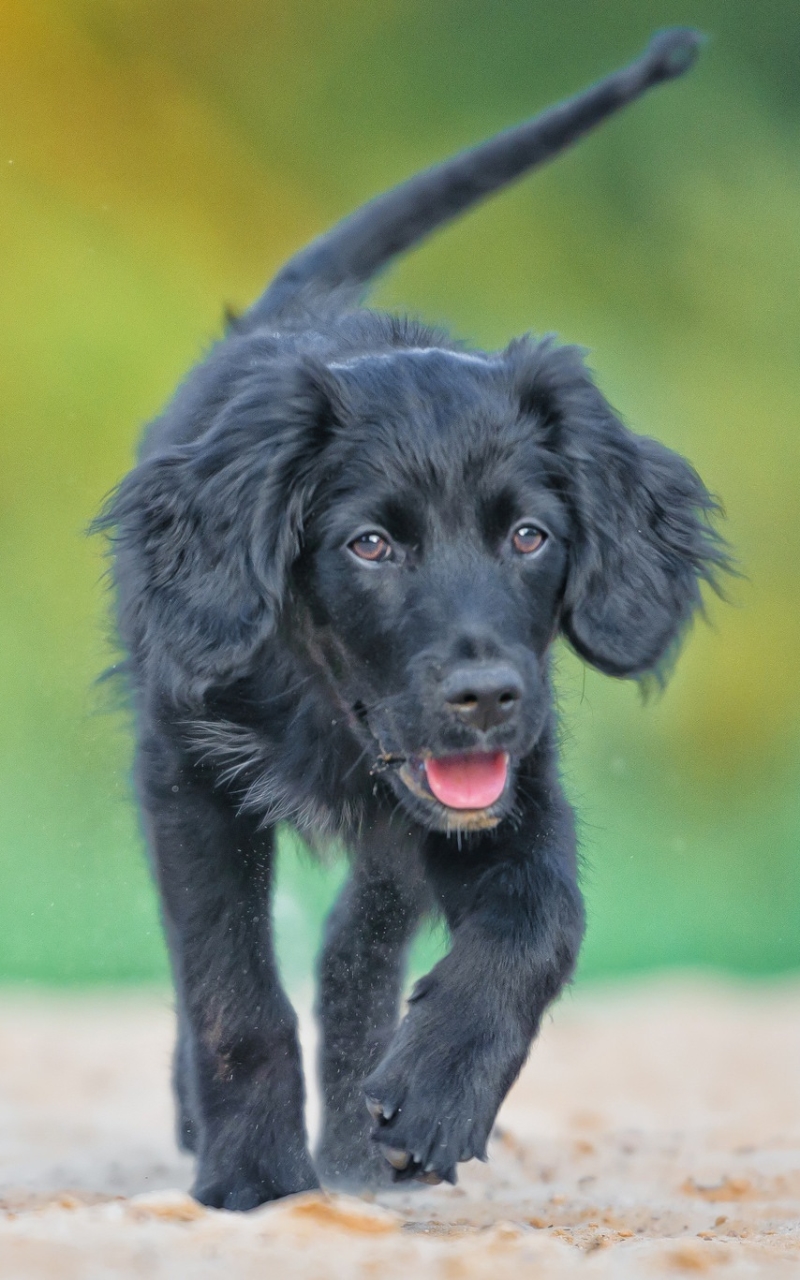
441,663,523,733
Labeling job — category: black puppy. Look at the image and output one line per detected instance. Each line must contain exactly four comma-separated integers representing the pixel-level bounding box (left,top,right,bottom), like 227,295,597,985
98,30,728,1208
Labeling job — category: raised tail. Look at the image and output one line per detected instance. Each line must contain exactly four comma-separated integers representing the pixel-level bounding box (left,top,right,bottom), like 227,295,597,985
247,28,703,325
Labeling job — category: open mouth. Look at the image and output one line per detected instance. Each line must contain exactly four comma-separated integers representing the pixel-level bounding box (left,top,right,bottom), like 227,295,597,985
399,751,510,812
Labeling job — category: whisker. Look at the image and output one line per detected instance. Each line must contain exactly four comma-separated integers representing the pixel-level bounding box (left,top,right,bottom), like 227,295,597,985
254,673,316,708
342,743,372,783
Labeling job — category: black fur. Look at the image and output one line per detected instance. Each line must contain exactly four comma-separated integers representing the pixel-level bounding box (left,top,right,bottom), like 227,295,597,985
96,30,729,1207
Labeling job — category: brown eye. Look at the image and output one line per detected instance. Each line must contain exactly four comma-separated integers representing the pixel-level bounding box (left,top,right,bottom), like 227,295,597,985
349,532,393,563
512,525,547,556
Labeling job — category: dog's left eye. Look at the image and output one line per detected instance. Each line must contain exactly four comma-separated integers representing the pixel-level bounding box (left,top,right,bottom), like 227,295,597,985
349,532,393,563
512,525,547,556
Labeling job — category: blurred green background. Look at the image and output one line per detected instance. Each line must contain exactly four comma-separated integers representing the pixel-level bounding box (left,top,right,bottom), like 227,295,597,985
1,0,798,988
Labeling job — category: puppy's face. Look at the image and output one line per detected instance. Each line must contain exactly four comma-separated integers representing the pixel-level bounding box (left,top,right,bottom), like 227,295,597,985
296,351,571,832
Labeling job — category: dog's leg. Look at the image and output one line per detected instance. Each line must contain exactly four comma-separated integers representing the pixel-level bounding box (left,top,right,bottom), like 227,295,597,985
172,1000,198,1153
315,852,426,1189
137,738,318,1209
364,791,585,1186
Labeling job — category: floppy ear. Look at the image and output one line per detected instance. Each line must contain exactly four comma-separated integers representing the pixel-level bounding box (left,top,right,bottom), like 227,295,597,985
509,339,729,679
97,358,344,701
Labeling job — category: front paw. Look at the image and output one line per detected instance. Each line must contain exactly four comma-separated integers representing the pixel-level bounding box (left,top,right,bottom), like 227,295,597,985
193,1147,319,1210
194,1173,272,1212
363,1040,502,1187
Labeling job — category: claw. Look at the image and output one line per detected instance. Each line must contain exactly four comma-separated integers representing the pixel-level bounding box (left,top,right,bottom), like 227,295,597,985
365,1096,396,1124
383,1147,410,1171
365,1097,384,1121
418,1170,443,1185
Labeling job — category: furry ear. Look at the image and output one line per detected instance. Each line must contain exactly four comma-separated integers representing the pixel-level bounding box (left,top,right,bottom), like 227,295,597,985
509,339,730,679
97,358,344,701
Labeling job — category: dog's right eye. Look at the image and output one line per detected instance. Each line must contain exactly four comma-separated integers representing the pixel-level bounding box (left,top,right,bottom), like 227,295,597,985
348,532,393,563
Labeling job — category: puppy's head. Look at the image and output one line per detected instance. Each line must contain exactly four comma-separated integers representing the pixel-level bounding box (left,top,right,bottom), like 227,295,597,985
106,335,727,831
294,342,727,830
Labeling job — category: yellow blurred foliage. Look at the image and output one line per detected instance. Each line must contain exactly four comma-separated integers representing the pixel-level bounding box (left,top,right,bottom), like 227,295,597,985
0,0,319,306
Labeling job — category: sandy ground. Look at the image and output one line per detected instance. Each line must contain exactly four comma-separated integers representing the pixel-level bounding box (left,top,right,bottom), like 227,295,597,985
0,976,799,1278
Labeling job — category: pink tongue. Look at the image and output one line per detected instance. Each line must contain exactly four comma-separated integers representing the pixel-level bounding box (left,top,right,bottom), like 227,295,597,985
425,752,508,810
